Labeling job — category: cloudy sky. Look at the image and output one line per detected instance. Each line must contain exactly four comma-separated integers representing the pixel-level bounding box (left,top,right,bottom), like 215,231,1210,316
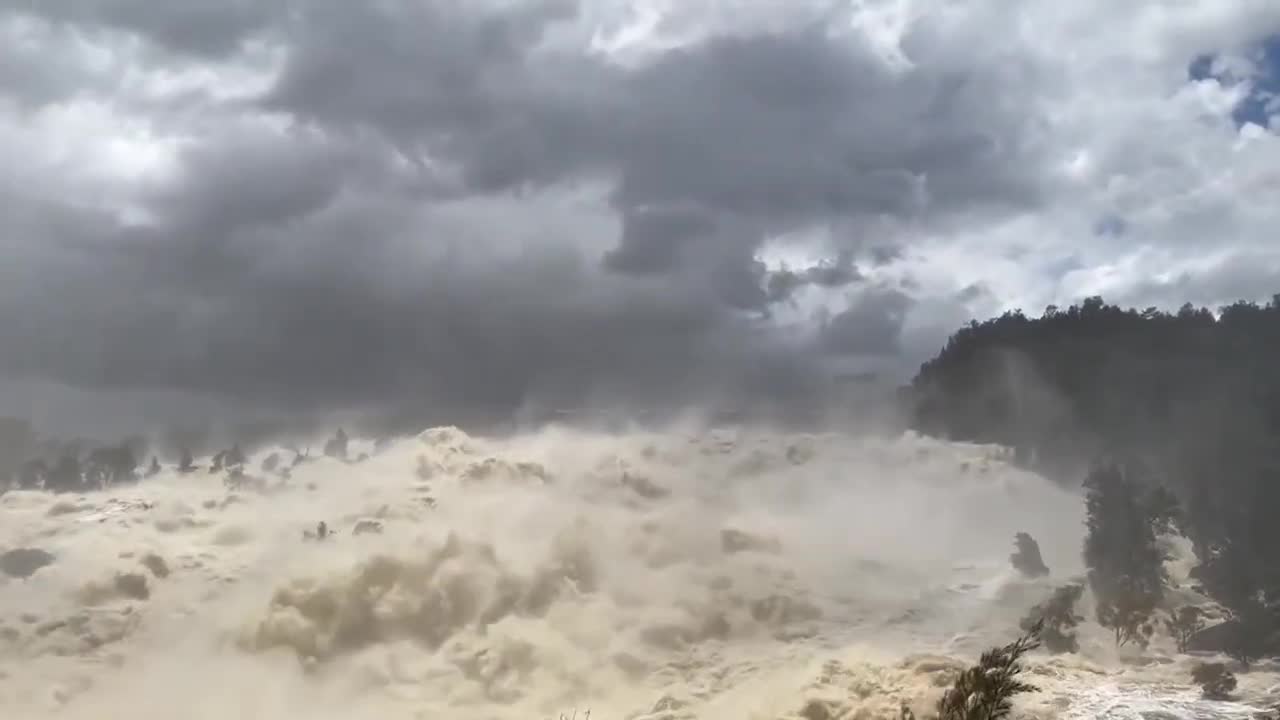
0,0,1278,436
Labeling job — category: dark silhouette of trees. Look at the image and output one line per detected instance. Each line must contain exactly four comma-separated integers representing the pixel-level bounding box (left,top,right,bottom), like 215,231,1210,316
1221,597,1271,669
0,417,364,495
224,444,246,469
323,428,348,460
1192,662,1237,700
16,458,47,490
934,619,1042,720
1083,461,1166,647
1020,584,1084,654
908,294,1280,660
897,622,1043,720
1009,532,1049,578
85,443,139,488
908,295,1280,482
1142,485,1182,536
1164,606,1205,654
0,417,36,489
261,452,281,474
1,422,160,492
45,451,83,493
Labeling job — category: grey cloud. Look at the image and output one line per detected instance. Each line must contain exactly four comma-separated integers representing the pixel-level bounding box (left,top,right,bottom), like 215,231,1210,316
261,0,589,150
602,207,716,275
0,0,1068,433
154,128,353,239
1121,251,1280,311
0,176,830,427
869,245,905,266
956,282,992,304
766,252,862,305
0,21,105,108
8,0,279,58
261,8,1051,285
820,288,916,356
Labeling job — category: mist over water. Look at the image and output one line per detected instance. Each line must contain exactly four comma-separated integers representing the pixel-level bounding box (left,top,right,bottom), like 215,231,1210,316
1,425,1275,719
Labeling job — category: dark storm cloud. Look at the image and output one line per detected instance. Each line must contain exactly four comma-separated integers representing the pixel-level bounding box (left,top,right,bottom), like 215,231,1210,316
819,288,916,356
6,0,279,58
602,207,716,276
0,0,1059,430
1121,252,1280,311
260,5,1049,274
767,251,863,305
153,128,354,245
0,21,102,108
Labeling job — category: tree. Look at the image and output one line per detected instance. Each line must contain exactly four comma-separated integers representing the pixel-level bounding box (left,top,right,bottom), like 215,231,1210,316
934,619,1042,720
1142,485,1182,536
85,443,138,488
1083,461,1166,647
162,424,209,466
178,448,195,473
0,417,36,488
323,428,349,460
1192,518,1280,664
1191,662,1237,700
225,444,246,469
898,623,1044,720
16,458,47,490
1009,532,1050,578
261,452,281,474
1225,597,1272,669
1163,606,1205,654
45,452,82,493
904,293,1280,652
1020,584,1084,654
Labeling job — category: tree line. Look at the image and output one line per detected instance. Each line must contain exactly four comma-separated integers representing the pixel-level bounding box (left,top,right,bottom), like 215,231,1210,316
908,294,1280,666
0,417,362,493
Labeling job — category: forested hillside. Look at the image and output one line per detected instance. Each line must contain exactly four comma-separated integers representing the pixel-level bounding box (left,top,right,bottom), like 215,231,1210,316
908,295,1280,655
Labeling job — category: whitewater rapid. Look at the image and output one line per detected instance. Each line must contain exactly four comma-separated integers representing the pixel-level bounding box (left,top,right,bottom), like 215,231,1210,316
1,426,1276,719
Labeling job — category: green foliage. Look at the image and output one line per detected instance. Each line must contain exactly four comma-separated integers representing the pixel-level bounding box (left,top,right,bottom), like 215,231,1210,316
1191,662,1237,700
1096,592,1157,648
1020,584,1084,654
1163,606,1205,654
1083,461,1165,647
933,619,1042,720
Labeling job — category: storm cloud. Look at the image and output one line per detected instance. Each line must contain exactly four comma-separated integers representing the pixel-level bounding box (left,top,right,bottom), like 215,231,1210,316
1,0,1278,434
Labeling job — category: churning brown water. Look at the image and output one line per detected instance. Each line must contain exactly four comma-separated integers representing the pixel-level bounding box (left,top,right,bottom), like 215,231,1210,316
1,425,1276,719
